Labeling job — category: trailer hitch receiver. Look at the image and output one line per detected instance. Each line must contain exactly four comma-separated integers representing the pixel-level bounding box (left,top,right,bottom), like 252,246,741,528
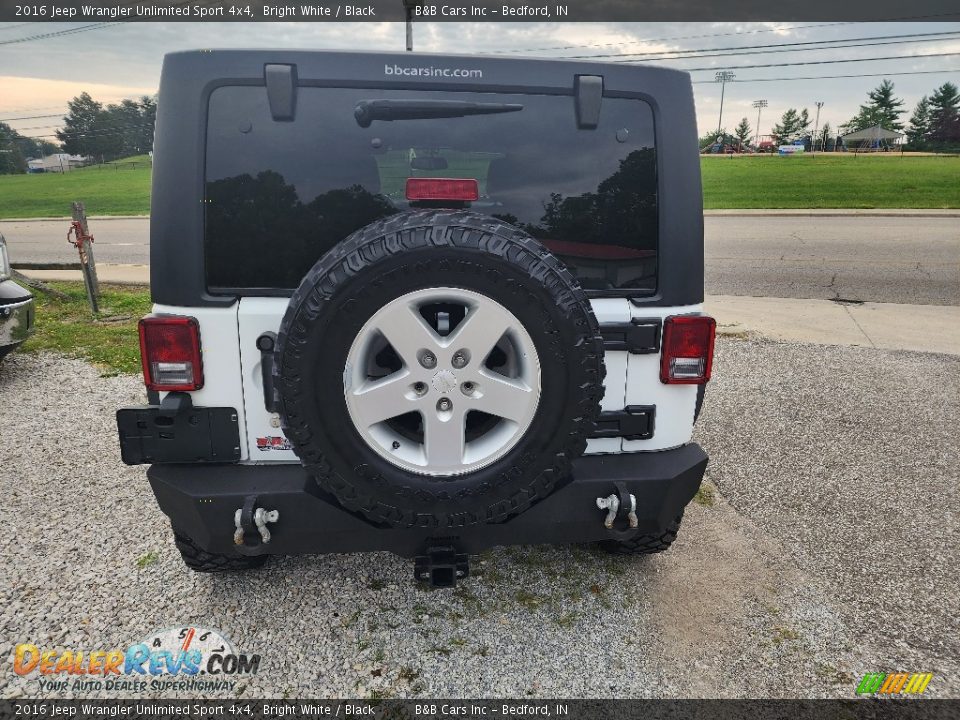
414,545,469,588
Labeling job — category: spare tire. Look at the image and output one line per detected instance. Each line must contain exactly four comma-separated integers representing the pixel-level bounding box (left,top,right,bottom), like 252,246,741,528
274,210,604,528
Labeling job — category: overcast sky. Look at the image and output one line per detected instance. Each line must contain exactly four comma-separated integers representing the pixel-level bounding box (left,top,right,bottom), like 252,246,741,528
2,21,959,140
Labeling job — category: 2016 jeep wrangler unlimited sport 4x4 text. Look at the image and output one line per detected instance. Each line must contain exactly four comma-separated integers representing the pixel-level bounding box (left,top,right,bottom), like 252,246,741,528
117,50,714,587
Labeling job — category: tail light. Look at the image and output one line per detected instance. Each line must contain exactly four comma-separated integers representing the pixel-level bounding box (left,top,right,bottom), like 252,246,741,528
660,315,716,385
405,178,479,201
138,315,203,391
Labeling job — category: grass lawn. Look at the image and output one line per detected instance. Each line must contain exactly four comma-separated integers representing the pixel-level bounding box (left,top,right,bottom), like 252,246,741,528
0,153,957,218
0,157,152,219
20,281,151,375
701,154,960,209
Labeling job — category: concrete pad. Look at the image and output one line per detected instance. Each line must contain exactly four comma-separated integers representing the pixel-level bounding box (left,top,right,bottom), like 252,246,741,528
706,295,871,347
845,301,960,356
706,294,960,355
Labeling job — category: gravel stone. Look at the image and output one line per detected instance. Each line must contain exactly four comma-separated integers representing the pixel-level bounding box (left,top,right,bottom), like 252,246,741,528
0,343,956,699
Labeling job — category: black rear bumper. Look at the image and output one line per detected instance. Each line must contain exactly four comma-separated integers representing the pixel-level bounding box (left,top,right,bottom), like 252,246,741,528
147,445,708,558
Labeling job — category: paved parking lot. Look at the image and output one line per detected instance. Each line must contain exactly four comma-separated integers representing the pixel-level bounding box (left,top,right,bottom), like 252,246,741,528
1,337,957,699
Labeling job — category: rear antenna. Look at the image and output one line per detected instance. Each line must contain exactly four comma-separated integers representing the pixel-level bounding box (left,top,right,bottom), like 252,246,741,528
402,0,423,51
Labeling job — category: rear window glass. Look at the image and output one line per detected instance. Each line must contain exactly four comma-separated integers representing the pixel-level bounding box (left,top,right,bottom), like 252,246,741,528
204,86,657,293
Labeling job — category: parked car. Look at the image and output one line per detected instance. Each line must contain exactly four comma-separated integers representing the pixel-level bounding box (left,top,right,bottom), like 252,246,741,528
0,234,35,363
117,51,715,586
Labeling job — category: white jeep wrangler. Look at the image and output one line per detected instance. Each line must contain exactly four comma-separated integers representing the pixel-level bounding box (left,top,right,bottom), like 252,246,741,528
118,50,715,586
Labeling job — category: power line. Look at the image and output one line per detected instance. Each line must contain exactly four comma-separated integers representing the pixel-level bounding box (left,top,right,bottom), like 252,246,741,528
690,67,960,84
558,30,960,61
635,50,960,71
0,123,154,140
0,113,64,122
0,0,217,45
490,13,960,54
0,23,114,46
491,22,860,54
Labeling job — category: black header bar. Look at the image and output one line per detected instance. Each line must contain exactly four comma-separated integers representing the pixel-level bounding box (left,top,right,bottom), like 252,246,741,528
1,0,959,22
1,699,959,719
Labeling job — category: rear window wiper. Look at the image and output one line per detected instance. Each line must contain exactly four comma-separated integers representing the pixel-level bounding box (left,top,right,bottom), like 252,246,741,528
354,99,523,127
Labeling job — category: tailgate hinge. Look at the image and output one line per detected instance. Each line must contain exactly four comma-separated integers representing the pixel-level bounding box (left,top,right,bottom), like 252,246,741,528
600,318,661,354
589,405,655,441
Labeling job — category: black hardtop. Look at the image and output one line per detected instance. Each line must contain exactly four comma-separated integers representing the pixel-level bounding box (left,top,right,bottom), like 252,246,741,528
151,49,703,307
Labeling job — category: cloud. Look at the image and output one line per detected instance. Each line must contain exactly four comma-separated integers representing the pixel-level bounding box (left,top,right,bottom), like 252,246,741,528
1,20,958,136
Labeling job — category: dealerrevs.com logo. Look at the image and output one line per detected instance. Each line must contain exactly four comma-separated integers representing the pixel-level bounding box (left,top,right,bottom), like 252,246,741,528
385,64,483,78
12,627,260,693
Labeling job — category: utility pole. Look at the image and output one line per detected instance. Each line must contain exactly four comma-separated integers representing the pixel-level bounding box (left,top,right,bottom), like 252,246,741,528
715,71,736,136
752,99,768,147
812,101,824,156
402,0,422,51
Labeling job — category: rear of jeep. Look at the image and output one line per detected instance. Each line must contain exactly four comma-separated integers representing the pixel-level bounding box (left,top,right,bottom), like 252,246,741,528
117,50,713,586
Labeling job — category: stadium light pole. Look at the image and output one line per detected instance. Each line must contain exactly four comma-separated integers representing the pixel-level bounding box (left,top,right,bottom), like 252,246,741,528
715,71,736,136
752,99,767,148
812,101,825,156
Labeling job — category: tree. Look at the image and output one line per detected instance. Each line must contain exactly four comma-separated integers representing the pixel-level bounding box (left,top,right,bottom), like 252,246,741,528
56,92,158,162
907,96,931,148
734,117,751,147
0,123,28,174
846,79,905,132
771,108,809,144
928,82,960,147
0,122,60,174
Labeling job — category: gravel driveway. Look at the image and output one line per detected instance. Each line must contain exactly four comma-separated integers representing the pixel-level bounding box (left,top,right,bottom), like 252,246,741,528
1,340,957,699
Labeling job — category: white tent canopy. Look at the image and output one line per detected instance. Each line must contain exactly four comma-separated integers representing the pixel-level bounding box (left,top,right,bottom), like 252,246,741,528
841,125,903,141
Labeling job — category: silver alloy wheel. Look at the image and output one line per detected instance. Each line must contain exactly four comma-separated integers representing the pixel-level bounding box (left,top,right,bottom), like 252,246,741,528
343,287,542,476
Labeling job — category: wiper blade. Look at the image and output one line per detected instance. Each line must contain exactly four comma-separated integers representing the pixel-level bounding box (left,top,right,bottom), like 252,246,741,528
354,100,523,127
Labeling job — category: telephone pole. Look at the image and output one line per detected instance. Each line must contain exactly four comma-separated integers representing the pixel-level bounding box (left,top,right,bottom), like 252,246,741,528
812,101,825,155
715,71,736,136
402,0,423,51
752,99,767,147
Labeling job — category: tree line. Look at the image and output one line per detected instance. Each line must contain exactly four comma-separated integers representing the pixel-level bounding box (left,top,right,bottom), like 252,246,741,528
702,79,960,151
0,123,58,174
0,91,157,174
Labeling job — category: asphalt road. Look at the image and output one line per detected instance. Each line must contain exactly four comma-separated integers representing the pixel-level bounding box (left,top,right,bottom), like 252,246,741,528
705,215,959,306
2,215,958,305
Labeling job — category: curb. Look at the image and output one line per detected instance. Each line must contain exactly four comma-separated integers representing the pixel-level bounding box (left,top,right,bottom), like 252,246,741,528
703,209,960,217
0,215,151,222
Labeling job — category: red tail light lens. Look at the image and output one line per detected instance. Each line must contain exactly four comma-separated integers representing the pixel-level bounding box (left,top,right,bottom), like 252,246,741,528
660,315,716,385
405,178,479,201
138,315,203,391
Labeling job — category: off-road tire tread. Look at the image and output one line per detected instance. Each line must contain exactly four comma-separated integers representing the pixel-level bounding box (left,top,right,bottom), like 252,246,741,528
173,532,267,573
274,210,605,528
600,513,684,555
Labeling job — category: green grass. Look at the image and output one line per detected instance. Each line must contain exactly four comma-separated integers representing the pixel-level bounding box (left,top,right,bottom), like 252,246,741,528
0,156,152,218
21,281,151,374
1,152,956,219
701,154,960,209
136,551,159,568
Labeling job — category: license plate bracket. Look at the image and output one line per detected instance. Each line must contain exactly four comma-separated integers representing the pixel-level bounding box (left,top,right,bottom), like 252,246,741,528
117,405,241,465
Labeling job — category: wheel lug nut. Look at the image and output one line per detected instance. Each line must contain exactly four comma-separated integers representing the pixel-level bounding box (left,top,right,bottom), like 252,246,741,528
437,398,452,412
461,382,475,395
452,351,468,369
420,352,437,369
413,382,427,395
